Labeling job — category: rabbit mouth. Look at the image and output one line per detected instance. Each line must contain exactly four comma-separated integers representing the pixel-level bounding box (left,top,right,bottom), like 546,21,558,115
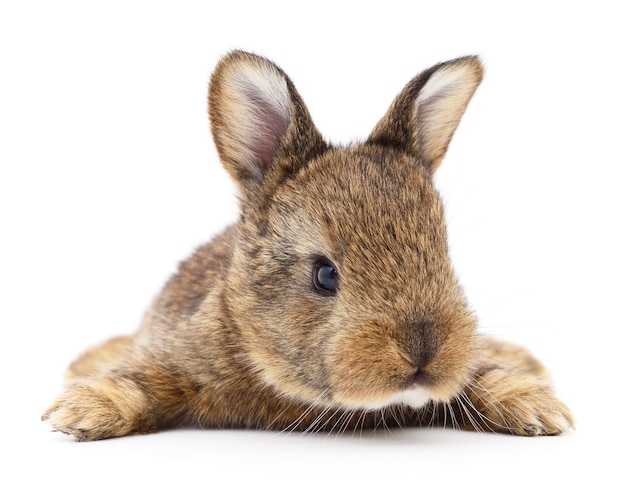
331,368,441,411
343,385,432,412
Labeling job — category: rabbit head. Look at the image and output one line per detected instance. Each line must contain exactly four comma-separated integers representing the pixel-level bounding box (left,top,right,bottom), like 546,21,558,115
209,51,484,412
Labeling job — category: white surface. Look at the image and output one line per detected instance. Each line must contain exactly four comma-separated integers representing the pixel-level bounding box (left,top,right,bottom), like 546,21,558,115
1,1,623,490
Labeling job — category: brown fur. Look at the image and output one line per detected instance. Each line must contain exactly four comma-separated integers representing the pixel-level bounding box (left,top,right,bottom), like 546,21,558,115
43,51,573,440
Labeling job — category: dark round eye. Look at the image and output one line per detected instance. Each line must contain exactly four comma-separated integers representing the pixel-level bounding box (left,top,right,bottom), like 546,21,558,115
312,258,339,295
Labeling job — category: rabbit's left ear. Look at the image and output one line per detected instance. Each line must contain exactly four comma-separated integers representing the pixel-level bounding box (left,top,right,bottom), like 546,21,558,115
367,56,483,173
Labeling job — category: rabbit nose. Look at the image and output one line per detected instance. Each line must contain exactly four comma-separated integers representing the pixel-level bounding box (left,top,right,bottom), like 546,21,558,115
405,320,441,371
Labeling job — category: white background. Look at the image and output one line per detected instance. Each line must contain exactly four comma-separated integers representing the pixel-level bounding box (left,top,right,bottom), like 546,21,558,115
1,1,624,490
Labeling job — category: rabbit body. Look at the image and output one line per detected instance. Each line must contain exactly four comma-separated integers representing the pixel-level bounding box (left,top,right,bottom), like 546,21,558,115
43,52,573,440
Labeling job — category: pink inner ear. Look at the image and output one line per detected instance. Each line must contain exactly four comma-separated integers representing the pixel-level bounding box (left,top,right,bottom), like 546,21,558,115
244,87,291,171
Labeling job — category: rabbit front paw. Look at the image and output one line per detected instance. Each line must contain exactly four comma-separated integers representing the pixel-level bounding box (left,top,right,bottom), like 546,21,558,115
464,367,574,436
42,377,151,441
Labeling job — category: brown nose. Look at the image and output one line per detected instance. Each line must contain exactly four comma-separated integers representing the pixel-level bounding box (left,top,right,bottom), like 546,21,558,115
404,320,442,371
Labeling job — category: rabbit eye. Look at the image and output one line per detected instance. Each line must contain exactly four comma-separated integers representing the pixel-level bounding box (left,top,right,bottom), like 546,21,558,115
312,258,339,295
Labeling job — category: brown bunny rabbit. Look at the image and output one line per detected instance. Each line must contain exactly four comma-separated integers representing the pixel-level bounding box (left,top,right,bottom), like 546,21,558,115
43,51,573,440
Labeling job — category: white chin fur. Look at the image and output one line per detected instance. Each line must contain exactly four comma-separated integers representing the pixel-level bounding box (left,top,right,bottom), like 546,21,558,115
348,387,431,412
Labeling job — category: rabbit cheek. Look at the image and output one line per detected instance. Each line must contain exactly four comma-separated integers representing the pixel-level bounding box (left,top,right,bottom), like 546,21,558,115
236,318,333,405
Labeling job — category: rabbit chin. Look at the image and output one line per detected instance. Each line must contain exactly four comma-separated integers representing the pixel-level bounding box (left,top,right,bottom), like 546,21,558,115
344,386,432,412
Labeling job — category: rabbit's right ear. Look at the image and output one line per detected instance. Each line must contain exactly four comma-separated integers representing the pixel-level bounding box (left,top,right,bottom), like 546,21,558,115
208,51,326,203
